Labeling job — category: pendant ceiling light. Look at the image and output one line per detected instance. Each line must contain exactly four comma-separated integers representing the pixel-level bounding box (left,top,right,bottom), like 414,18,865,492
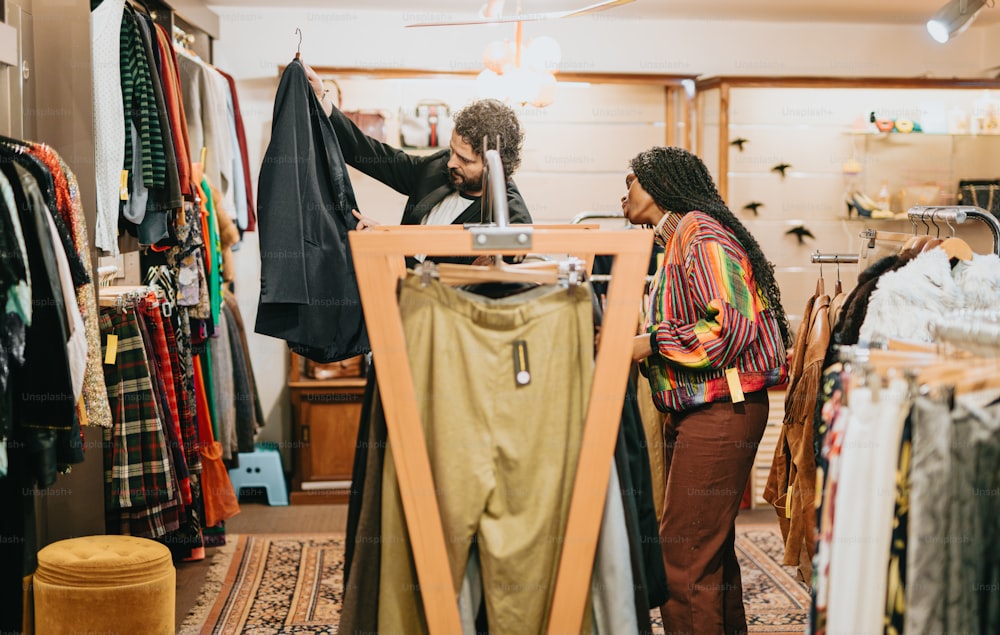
404,0,636,108
478,24,561,108
927,0,990,43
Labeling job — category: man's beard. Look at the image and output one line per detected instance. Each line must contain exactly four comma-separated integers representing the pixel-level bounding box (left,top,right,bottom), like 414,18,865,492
449,169,483,194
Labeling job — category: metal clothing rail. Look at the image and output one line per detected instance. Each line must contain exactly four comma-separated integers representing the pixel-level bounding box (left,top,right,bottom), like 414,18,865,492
811,251,859,264
931,310,1000,356
907,205,1000,255
571,211,627,225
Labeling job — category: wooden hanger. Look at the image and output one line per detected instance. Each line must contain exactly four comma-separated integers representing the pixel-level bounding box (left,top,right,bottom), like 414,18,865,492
953,363,1000,396
938,236,974,261
862,229,915,250
858,348,941,375
916,356,1000,394
419,258,565,286
902,233,933,253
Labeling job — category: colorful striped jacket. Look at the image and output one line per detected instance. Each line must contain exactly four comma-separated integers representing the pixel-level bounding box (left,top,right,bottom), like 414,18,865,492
640,211,788,413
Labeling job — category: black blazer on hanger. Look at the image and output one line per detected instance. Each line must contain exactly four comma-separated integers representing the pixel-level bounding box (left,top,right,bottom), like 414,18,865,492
254,58,368,363
327,107,532,227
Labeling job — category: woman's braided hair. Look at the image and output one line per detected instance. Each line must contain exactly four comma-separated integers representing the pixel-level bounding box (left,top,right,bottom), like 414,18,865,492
631,146,792,347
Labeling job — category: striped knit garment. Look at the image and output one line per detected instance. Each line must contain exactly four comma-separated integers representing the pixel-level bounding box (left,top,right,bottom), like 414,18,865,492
120,4,167,190
641,211,787,412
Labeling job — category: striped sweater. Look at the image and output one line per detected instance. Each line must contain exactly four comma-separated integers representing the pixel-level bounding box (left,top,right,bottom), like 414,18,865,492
640,211,787,413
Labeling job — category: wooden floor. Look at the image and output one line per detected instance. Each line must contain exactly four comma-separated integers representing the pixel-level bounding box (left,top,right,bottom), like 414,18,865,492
174,500,779,630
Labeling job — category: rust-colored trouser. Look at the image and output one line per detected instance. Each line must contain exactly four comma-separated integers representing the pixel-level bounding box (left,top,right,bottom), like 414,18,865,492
658,390,768,635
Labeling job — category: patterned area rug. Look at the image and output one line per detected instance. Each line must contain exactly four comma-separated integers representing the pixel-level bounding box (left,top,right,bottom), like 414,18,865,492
181,525,808,634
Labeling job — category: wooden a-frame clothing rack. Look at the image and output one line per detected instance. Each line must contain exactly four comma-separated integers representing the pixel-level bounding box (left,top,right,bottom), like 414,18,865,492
349,222,653,634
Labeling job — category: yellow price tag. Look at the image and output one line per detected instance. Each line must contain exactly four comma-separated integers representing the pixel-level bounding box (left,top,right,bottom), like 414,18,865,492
104,334,119,365
725,367,745,403
119,170,129,200
785,486,793,519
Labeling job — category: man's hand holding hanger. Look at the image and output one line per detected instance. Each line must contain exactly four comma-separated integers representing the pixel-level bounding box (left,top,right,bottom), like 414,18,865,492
303,62,335,117
301,60,377,232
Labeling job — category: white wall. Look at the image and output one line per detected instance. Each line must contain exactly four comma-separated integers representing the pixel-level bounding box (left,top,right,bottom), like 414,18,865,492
209,5,1000,453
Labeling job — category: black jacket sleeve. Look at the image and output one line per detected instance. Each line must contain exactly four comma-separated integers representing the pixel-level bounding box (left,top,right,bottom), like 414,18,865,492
328,107,428,196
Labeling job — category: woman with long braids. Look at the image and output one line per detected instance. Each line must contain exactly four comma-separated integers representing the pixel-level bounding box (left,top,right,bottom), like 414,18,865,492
623,146,791,634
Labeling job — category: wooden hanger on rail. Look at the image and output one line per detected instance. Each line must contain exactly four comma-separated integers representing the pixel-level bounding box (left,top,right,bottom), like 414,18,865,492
936,215,974,261
414,257,583,287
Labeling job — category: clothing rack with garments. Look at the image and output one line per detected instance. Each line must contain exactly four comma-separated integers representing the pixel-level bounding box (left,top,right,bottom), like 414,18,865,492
91,0,256,258
763,248,843,585
0,137,111,633
348,150,653,634
93,0,265,550
96,283,205,549
807,317,1000,635
785,204,1000,633
95,276,261,550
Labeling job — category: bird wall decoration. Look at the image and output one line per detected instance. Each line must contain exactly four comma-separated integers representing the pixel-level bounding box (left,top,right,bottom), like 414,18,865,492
785,225,815,245
743,201,764,216
772,163,792,178
730,137,748,152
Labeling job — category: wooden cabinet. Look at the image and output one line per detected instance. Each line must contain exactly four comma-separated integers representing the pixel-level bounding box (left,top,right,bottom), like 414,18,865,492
288,352,367,504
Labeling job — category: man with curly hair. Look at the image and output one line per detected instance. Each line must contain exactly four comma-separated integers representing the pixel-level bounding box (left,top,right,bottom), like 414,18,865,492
305,64,532,233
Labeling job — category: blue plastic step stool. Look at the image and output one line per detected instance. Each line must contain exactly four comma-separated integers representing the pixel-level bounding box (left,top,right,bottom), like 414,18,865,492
228,444,289,506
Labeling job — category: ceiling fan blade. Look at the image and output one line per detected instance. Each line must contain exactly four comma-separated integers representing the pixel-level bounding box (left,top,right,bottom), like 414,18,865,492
405,0,635,27
562,0,636,19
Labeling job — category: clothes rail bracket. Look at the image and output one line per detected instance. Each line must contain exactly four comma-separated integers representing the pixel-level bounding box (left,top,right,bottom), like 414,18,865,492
471,148,533,250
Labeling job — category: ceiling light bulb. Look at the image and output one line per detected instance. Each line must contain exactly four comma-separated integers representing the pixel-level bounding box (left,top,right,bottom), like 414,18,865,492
522,36,562,72
476,68,505,101
530,72,558,108
926,0,989,44
483,40,515,74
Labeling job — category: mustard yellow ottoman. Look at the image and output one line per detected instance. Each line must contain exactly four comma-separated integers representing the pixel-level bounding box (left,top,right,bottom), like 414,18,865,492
32,535,175,635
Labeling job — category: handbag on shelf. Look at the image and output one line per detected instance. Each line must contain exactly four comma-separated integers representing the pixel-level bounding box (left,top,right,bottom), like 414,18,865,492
400,100,454,148
956,179,1000,216
306,354,366,379
344,110,388,143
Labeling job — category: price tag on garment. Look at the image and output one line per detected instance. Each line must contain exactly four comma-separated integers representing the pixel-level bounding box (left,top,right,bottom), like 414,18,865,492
785,486,793,519
104,334,119,365
725,368,745,403
119,170,129,200
513,340,531,386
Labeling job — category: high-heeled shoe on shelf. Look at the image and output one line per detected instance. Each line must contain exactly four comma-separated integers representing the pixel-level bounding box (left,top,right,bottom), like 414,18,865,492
851,192,896,219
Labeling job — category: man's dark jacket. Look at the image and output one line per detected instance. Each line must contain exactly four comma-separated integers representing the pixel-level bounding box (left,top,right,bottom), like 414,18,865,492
328,107,531,227
254,58,368,363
